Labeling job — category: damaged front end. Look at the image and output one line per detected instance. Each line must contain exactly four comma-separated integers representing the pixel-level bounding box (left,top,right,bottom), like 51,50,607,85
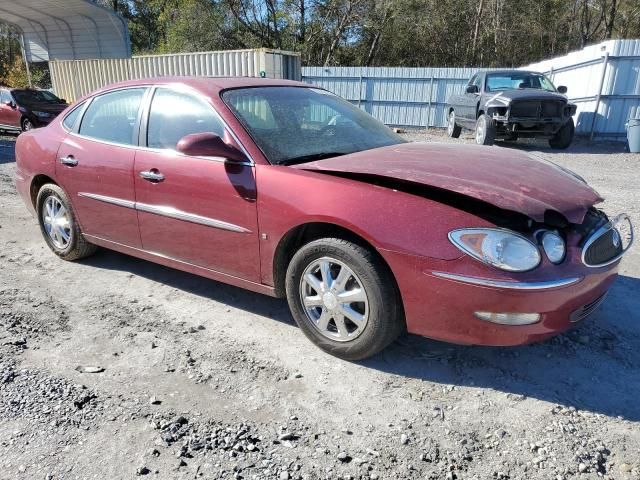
486,96,577,138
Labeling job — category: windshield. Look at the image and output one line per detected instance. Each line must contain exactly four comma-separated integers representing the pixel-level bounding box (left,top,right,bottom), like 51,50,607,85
12,89,64,105
222,87,405,165
485,73,557,92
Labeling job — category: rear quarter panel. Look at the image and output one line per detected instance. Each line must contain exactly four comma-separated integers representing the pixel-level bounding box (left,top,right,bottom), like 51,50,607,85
15,124,65,214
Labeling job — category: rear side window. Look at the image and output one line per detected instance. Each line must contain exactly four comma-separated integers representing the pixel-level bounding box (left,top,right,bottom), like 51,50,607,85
62,102,85,131
79,88,145,145
147,88,225,150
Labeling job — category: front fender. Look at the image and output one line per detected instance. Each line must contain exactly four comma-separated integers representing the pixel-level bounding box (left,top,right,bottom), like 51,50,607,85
255,165,494,286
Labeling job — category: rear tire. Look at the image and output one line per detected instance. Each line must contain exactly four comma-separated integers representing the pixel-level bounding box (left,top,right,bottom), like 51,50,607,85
285,238,404,360
36,184,97,261
475,114,496,146
549,118,574,149
447,110,462,138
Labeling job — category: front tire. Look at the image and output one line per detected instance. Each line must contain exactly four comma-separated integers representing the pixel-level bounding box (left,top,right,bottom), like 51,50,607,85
548,118,574,149
475,114,496,146
21,118,34,132
285,238,404,360
447,110,462,138
36,184,97,261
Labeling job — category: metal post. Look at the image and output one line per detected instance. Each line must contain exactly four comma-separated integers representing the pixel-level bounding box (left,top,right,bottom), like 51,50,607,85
19,32,32,87
427,76,434,128
590,52,609,141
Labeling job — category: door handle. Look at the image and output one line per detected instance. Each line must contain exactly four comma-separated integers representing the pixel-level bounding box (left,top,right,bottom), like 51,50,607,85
59,155,78,166
139,170,165,182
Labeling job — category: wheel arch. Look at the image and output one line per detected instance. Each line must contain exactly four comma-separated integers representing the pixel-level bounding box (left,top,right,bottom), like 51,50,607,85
272,221,400,302
30,174,58,209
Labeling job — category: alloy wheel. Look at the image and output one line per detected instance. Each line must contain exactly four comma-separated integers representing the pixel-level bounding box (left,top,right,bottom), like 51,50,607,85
42,195,72,249
299,256,369,342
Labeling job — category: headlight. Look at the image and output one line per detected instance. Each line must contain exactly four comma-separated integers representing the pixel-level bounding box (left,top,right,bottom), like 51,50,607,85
34,111,52,118
540,231,565,264
449,228,541,272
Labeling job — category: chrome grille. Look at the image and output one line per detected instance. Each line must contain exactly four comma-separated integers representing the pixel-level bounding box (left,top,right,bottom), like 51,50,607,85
570,293,607,323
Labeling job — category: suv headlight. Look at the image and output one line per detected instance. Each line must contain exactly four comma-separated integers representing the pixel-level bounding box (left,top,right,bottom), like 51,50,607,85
449,228,541,272
34,111,52,118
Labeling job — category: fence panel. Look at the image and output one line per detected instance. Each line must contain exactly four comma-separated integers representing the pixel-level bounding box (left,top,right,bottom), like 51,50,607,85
50,49,301,102
302,66,488,128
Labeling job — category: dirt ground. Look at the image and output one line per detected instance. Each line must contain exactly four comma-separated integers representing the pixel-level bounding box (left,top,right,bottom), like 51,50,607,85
0,130,639,480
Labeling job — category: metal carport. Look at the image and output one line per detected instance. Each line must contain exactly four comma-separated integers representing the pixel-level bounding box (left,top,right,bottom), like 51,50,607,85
0,0,130,62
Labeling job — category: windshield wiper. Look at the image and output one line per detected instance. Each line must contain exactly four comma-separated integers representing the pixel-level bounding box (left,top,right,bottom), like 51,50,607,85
278,151,347,166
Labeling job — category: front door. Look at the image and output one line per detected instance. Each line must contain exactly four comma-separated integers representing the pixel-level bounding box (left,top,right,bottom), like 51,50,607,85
134,87,260,281
56,87,147,248
0,90,21,130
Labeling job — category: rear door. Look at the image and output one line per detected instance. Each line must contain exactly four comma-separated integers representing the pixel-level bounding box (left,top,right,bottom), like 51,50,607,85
134,86,260,281
56,87,148,248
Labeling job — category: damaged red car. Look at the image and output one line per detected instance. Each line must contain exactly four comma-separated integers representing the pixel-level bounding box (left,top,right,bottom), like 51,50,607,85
15,78,633,360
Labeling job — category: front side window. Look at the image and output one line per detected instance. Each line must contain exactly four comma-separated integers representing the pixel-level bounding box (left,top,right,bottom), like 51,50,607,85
223,87,404,165
79,88,146,145
0,90,9,103
147,88,225,150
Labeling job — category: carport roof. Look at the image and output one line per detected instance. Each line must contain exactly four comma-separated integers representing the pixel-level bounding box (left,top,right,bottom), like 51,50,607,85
0,0,130,62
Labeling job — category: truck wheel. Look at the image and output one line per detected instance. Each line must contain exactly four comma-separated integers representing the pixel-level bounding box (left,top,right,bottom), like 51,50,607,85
475,114,496,146
447,111,462,138
549,118,574,149
285,238,405,360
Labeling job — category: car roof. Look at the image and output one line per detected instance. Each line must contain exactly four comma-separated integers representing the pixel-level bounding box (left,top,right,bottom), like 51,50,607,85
89,76,310,98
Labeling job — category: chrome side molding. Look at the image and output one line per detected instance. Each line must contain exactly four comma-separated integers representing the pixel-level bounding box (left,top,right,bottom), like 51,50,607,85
78,192,136,209
77,192,251,234
430,271,583,290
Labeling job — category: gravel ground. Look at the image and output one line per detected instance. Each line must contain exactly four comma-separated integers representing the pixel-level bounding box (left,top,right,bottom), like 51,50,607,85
0,130,639,480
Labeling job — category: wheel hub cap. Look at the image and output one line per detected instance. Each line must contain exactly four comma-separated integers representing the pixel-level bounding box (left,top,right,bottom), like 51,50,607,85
299,257,369,342
322,292,338,310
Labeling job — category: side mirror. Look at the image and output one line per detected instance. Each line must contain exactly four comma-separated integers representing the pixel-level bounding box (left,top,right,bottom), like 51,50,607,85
4,100,15,108
557,86,568,94
466,85,479,94
176,132,247,163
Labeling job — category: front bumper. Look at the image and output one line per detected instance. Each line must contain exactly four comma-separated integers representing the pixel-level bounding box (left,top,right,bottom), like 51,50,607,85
382,248,620,346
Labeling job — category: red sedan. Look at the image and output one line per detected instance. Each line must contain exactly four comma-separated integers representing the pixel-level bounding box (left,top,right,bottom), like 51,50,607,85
14,77,633,360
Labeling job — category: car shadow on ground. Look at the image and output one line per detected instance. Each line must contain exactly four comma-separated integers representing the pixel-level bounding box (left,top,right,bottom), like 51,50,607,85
84,248,640,422
0,138,16,164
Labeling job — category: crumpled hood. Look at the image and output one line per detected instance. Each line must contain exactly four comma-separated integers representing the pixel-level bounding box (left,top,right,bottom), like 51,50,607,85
294,142,602,224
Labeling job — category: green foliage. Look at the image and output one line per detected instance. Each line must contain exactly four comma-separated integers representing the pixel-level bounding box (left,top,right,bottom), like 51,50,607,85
35,0,640,67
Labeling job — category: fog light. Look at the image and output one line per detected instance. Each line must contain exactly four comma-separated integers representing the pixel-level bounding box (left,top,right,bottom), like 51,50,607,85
474,312,541,325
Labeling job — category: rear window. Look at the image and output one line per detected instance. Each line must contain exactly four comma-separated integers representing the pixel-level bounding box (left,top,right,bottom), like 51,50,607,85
79,88,145,145
62,102,85,131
